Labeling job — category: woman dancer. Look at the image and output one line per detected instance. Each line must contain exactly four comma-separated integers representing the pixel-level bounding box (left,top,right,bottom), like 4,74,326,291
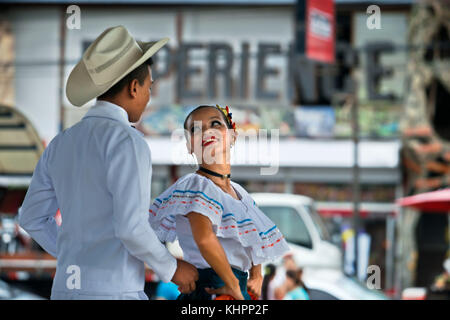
148,104,290,300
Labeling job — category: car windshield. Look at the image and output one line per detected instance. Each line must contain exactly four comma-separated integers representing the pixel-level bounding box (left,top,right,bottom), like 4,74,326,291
303,203,332,242
258,206,313,248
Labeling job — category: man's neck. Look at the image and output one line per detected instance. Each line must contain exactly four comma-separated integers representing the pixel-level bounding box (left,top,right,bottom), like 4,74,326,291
98,98,123,109
97,98,131,121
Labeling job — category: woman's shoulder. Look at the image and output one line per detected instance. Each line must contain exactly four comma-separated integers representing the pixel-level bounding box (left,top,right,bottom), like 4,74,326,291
175,172,215,191
151,172,225,223
157,173,253,207
157,173,222,202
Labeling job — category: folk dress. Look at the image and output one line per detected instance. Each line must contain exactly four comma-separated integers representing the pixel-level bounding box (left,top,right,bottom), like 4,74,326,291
148,173,290,273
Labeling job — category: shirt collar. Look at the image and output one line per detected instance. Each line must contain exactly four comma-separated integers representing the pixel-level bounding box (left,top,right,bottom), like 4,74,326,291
82,100,130,125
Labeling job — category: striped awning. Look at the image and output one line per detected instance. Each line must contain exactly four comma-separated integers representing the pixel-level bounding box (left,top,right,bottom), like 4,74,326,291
0,105,44,181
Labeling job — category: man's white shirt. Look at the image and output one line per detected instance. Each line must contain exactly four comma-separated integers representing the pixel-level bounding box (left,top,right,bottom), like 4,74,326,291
18,100,177,298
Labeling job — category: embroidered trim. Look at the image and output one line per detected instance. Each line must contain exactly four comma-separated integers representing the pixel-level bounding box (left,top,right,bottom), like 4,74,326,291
156,189,224,213
261,236,285,249
151,205,279,241
161,223,176,231
148,180,290,261
220,212,278,237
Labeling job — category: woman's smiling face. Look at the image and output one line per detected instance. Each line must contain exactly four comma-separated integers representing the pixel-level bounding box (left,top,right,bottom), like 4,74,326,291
185,106,235,165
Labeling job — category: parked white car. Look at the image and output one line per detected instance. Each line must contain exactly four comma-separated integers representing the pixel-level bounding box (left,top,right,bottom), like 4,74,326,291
250,193,342,270
302,268,389,300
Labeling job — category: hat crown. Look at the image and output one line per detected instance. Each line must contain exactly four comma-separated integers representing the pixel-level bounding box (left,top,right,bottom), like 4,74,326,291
66,25,169,107
82,26,142,85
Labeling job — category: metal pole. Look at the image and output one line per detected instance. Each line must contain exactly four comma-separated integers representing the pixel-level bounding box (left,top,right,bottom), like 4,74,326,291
385,213,395,292
351,80,361,280
394,204,404,299
388,180,402,296
175,10,183,105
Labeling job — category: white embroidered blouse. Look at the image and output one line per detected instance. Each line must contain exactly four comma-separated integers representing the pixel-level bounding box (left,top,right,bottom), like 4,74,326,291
148,173,290,272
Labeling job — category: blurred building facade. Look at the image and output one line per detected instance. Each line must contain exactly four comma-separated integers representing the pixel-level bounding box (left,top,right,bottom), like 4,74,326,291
1,2,406,188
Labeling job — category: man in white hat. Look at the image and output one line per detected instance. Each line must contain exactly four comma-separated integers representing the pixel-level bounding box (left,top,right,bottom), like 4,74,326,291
18,26,198,299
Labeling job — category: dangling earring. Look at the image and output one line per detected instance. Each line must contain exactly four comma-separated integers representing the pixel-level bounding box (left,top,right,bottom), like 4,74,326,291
189,153,198,170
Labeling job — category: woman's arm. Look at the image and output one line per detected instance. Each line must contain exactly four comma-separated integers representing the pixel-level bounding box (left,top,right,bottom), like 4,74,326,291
187,212,244,300
247,264,263,298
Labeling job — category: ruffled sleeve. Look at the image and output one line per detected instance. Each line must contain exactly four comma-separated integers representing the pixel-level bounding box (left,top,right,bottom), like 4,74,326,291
148,173,223,243
215,183,291,265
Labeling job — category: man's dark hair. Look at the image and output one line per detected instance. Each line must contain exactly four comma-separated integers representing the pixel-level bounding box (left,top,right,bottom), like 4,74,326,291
97,57,153,100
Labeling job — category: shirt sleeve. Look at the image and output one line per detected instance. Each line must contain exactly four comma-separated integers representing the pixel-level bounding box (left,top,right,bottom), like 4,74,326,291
18,146,59,257
106,131,177,283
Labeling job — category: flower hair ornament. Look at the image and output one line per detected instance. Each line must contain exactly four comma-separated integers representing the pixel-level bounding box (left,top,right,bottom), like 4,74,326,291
216,104,236,130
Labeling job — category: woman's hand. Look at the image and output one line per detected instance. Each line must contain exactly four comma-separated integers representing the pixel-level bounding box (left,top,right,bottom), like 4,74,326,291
247,274,263,298
247,264,263,299
205,283,245,300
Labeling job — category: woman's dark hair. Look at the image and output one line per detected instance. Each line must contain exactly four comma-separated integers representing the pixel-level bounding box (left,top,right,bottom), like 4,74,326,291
286,270,301,286
261,264,277,300
97,57,153,100
183,105,233,133
286,269,309,294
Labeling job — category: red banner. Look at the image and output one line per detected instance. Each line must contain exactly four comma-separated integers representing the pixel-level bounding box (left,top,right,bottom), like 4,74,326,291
306,0,335,64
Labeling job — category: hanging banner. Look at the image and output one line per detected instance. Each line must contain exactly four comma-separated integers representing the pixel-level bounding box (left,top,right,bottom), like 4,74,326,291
306,0,335,64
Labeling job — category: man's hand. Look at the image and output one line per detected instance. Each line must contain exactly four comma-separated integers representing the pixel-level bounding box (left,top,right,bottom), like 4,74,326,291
171,259,198,294
247,264,263,298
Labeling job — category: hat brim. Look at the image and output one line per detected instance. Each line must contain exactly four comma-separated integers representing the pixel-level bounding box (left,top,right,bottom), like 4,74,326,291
66,38,169,107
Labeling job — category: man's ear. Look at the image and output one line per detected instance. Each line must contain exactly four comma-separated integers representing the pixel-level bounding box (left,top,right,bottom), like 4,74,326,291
129,79,139,98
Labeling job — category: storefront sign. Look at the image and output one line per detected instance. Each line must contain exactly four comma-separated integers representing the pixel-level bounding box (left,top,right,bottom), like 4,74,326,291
306,0,335,63
84,38,396,103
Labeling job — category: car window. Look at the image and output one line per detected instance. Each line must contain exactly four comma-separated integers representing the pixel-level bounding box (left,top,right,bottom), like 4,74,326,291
307,289,339,300
258,206,313,249
304,204,331,242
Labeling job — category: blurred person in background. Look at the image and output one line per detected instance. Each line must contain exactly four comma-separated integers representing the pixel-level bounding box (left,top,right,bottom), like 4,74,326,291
283,269,310,300
271,253,298,299
261,263,277,300
155,280,181,300
148,105,290,300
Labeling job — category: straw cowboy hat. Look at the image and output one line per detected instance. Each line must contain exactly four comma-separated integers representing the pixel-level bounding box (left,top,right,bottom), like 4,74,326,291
66,25,169,107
